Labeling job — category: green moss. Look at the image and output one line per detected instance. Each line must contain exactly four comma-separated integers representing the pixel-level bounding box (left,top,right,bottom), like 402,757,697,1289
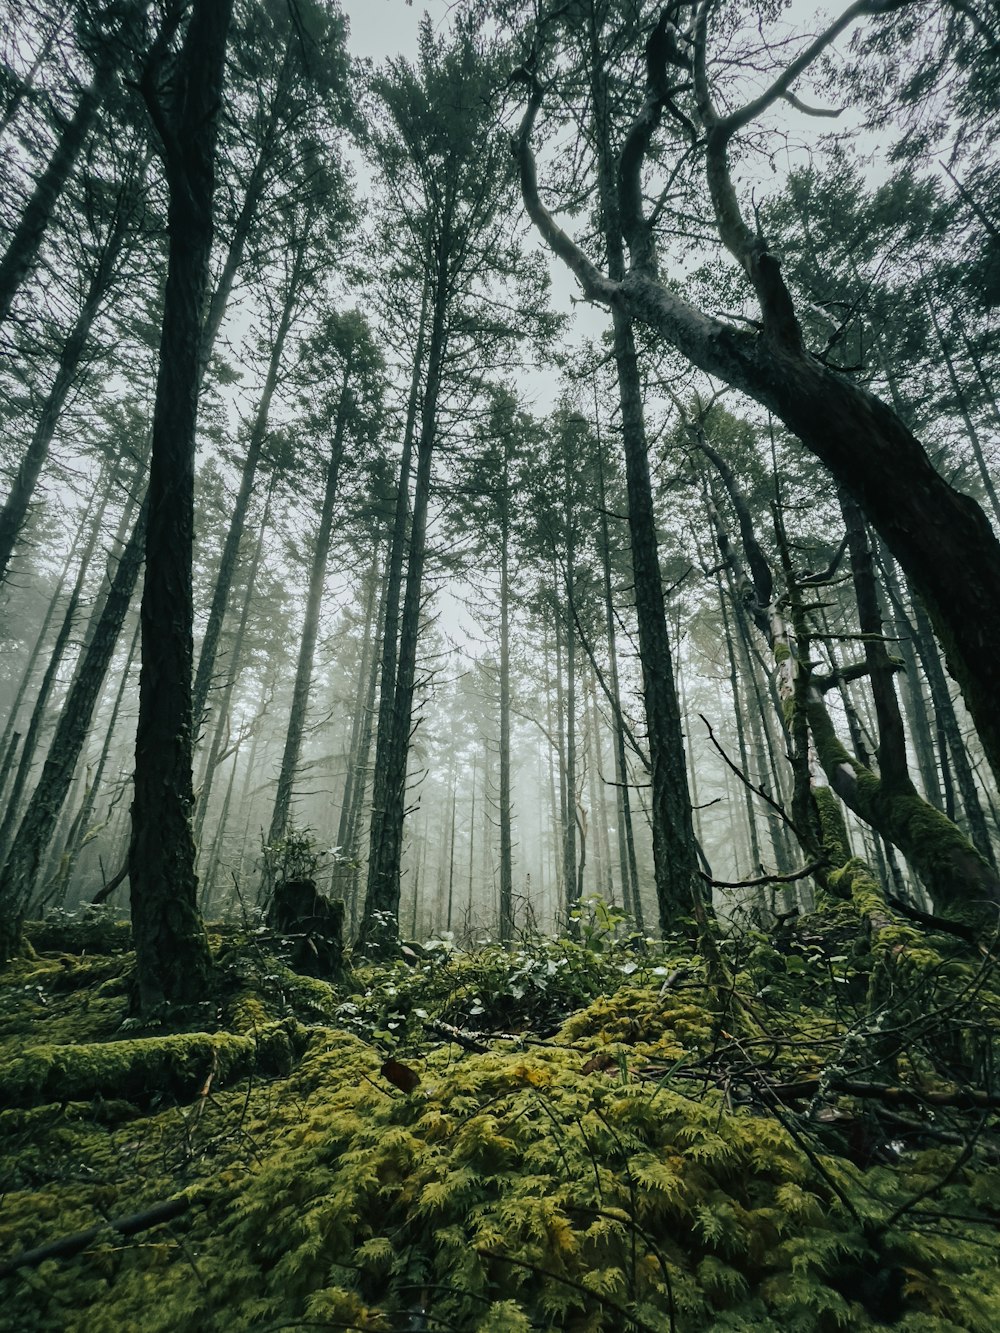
1,938,997,1332
0,1020,304,1108
812,788,851,870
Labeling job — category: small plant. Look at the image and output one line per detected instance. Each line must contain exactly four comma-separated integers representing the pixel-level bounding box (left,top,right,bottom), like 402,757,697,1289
260,824,329,887
568,894,630,952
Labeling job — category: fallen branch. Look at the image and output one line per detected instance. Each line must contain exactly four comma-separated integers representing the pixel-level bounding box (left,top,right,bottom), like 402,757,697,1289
764,1076,1000,1111
424,1018,489,1054
0,1196,195,1278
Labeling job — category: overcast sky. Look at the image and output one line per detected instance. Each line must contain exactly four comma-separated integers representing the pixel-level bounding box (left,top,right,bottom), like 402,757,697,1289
341,1,446,64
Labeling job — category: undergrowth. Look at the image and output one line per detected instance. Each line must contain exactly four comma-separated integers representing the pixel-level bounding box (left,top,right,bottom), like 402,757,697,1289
1,897,998,1331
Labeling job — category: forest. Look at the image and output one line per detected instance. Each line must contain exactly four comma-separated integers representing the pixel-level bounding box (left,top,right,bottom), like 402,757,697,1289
1,0,1000,1327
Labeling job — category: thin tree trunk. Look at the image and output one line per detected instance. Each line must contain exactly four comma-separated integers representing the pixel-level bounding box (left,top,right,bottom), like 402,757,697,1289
0,478,110,868
561,461,578,917
361,277,444,946
192,254,304,725
0,190,134,582
194,472,276,844
921,277,1000,529
264,378,350,861
55,613,141,904
0,502,93,775
498,456,514,942
595,429,643,927
334,543,381,855
0,61,113,328
0,499,148,952
717,579,763,877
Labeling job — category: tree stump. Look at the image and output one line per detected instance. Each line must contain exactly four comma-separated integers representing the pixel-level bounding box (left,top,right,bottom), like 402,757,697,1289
269,879,346,981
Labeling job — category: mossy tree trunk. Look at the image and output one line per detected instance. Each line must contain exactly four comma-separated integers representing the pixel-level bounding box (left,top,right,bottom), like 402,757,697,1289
128,0,233,1014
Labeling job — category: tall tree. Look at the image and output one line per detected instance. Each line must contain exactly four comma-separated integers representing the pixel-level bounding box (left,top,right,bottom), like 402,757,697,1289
128,0,233,1013
263,310,384,871
359,19,544,948
512,0,1000,791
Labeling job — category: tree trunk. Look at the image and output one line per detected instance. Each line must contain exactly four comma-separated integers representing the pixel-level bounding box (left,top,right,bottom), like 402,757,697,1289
54,613,140,905
0,62,113,328
194,472,276,844
0,479,110,869
0,499,147,948
0,192,133,582
595,431,643,928
561,461,578,918
334,544,381,857
128,0,233,1013
362,284,428,935
264,379,350,860
0,502,93,787
498,453,514,942
360,279,445,948
583,28,700,928
192,254,304,725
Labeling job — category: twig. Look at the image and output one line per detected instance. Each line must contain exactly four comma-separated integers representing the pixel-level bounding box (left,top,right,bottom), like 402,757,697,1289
0,1196,194,1277
699,712,803,838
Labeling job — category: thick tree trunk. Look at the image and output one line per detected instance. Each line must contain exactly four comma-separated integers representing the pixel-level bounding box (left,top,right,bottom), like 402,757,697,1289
263,382,349,861
128,0,233,1013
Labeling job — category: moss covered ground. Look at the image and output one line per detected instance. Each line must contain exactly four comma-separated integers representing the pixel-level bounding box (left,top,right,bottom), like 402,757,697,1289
1,901,998,1331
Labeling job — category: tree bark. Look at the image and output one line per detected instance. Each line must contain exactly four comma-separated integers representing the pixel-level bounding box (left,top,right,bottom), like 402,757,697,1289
128,0,233,1013
361,279,445,948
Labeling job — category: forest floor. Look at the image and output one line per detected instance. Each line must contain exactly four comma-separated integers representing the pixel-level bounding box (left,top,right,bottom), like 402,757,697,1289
1,898,999,1331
